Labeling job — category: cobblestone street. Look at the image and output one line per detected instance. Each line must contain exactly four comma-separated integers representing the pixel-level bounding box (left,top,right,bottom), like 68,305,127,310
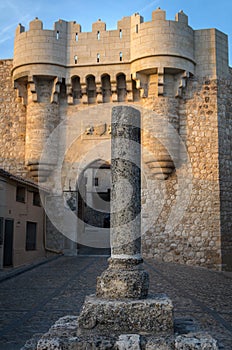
0,256,232,349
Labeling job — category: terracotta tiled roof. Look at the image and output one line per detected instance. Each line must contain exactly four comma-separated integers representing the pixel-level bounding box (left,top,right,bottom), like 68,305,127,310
0,168,49,192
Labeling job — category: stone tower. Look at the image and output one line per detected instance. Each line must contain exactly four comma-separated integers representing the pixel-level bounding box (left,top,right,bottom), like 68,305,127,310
0,8,231,270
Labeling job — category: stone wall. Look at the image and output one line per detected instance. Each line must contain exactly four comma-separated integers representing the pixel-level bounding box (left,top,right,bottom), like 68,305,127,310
46,216,64,252
178,77,221,268
141,78,222,269
0,60,27,177
217,69,232,270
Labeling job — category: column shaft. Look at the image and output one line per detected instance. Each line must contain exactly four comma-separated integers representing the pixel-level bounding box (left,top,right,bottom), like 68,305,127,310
96,106,149,299
111,106,141,258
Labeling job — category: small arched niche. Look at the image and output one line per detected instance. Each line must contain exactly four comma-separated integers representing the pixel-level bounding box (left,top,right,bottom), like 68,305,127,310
86,75,96,104
116,73,126,102
101,74,111,103
71,75,81,103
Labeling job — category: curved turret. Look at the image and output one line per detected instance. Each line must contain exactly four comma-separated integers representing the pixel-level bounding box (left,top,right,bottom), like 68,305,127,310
130,9,194,75
13,18,67,79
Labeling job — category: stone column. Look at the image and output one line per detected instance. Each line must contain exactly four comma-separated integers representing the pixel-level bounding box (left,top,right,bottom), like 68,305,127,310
77,106,173,338
111,105,141,257
96,106,149,299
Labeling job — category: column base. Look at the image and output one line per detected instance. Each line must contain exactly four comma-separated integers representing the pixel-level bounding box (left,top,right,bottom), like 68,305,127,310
77,294,174,336
96,257,149,299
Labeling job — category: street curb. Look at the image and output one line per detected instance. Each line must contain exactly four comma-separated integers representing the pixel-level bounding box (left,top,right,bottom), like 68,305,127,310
0,254,63,283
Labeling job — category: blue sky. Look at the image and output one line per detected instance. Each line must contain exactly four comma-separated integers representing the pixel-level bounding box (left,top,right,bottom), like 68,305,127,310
1,0,232,65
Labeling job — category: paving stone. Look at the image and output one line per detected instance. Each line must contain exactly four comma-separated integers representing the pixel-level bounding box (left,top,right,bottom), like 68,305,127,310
0,256,231,349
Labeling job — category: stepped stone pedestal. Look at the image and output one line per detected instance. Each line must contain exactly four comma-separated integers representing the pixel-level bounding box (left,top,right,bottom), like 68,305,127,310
31,106,218,350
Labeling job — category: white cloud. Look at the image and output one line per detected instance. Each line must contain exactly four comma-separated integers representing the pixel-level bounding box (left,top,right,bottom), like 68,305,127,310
0,23,16,35
0,35,11,45
139,0,161,14
0,0,33,45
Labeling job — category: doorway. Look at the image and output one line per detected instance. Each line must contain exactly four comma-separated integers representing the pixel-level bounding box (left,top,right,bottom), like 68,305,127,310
3,219,14,267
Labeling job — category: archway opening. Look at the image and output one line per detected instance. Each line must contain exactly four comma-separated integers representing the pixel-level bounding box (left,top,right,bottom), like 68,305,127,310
77,159,111,255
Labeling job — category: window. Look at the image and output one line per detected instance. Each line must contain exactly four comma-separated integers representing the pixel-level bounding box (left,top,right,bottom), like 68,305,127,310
119,29,122,39
74,55,78,64
56,30,59,40
75,33,78,41
94,177,99,186
136,24,139,33
26,222,37,251
97,53,100,63
97,31,100,40
16,186,26,203
119,52,123,61
33,192,41,207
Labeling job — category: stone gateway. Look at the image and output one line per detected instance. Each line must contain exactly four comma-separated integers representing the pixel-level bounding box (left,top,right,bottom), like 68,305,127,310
0,8,232,270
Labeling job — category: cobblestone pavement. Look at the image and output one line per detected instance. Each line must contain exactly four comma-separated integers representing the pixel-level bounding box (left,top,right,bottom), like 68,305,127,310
0,256,232,349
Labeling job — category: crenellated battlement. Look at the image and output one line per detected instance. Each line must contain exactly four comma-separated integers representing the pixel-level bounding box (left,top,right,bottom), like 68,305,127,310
13,7,229,92
12,8,229,112
12,9,194,75
14,8,189,38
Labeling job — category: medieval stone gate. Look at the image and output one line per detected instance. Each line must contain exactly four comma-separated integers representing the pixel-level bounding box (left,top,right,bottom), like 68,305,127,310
0,8,232,270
